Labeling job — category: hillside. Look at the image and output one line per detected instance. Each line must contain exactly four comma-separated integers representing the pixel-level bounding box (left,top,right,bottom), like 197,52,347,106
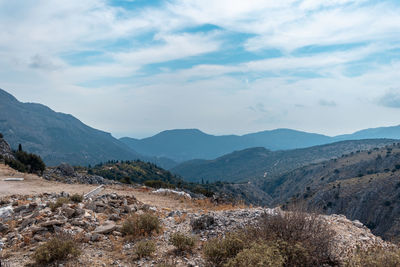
265,142,400,239
0,88,176,168
172,139,397,183
121,126,400,163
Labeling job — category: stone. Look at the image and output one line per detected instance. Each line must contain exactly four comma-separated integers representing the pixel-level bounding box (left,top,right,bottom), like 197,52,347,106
0,222,9,233
93,221,116,234
57,163,75,176
62,207,76,218
40,220,65,227
108,214,120,221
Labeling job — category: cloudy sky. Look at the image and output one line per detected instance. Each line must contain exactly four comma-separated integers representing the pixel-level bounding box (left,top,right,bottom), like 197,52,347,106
1,0,400,138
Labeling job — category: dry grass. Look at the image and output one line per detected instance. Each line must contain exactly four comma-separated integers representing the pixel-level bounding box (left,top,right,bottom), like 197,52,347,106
32,233,80,265
189,198,247,212
121,212,161,240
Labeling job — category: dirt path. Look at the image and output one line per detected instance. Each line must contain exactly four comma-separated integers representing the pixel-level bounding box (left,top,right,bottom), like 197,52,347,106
0,164,192,211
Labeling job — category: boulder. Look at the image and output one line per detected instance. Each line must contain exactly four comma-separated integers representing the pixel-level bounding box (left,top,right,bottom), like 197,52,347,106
93,221,116,234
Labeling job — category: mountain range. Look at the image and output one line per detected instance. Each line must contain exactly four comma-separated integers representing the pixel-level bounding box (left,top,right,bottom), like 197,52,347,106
0,88,174,167
120,126,400,163
171,139,397,183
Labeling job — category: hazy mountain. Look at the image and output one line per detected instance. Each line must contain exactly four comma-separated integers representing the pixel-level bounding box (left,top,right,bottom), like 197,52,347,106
0,88,175,168
120,128,332,162
121,126,400,163
172,139,397,183
335,125,400,141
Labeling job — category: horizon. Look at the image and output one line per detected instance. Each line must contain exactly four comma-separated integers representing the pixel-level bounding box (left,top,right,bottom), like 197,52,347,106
1,1,400,137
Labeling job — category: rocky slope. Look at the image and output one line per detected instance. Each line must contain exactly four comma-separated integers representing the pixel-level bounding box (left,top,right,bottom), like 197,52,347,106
267,142,400,240
0,191,393,266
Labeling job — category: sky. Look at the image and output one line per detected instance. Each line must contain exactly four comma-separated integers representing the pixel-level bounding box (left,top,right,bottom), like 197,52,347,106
1,0,400,138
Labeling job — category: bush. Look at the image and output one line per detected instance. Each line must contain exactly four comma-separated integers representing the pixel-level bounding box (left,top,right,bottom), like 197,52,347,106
225,242,285,267
70,193,83,203
121,213,161,239
49,197,70,212
4,157,27,173
345,246,400,267
203,209,337,267
169,232,196,252
135,240,156,259
33,234,80,265
0,133,3,138
246,210,336,266
144,180,172,189
203,232,245,266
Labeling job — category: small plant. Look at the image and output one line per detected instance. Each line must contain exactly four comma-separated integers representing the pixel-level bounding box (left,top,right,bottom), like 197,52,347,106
203,232,245,266
49,197,70,211
33,234,80,265
345,246,400,267
225,242,285,267
169,232,196,252
121,212,161,239
69,193,83,203
135,240,156,259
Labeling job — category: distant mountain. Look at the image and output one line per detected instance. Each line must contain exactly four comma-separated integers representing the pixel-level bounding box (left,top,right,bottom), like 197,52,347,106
120,128,332,162
0,88,175,168
171,139,397,183
335,125,400,141
121,126,400,163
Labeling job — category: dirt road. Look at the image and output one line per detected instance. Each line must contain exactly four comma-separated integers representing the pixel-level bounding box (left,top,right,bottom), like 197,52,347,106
0,164,192,211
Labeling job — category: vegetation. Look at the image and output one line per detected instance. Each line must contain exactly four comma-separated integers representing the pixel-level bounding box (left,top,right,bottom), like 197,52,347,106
3,146,45,175
169,232,196,252
203,210,337,266
32,234,80,265
135,240,156,259
121,213,161,239
224,242,285,267
49,197,70,211
345,246,400,267
70,193,83,203
88,160,215,197
203,232,246,266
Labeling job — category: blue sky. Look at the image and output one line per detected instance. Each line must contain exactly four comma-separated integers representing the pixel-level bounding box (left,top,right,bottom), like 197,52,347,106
0,0,400,138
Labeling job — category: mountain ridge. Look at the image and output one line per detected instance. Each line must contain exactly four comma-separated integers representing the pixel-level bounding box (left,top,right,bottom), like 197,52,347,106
121,126,400,162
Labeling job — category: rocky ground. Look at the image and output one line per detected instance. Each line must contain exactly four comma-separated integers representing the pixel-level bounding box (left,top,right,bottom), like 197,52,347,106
0,163,396,266
0,190,394,267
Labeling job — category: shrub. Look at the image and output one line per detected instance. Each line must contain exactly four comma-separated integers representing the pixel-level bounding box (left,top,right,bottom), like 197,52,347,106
4,157,27,173
169,232,196,252
144,180,172,189
246,210,337,266
121,213,161,239
70,193,83,203
345,246,400,267
225,242,285,267
0,133,3,138
203,232,245,266
33,234,80,265
49,197,70,212
135,240,156,259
